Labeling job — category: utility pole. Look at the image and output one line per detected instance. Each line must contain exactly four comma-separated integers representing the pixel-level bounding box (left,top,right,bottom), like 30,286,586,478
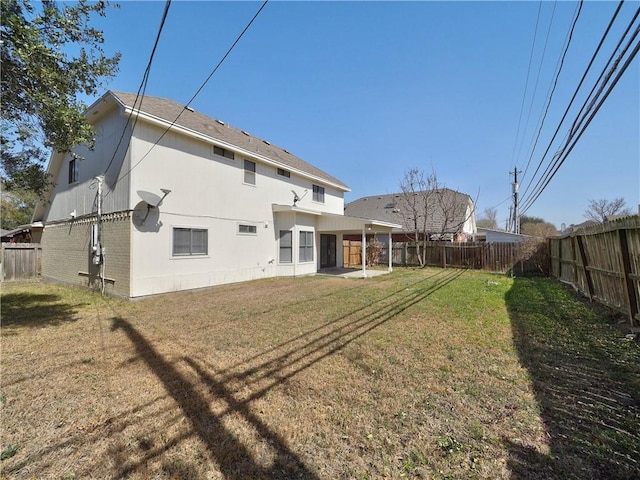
510,168,521,234
93,175,105,294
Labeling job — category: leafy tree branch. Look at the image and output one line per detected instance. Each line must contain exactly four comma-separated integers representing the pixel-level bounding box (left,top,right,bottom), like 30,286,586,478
1,0,120,200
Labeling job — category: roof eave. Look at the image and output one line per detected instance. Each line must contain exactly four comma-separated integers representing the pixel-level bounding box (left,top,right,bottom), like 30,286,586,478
121,105,350,193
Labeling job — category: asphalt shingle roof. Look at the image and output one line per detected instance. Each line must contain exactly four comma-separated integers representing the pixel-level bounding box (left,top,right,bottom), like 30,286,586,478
110,91,349,190
344,189,473,233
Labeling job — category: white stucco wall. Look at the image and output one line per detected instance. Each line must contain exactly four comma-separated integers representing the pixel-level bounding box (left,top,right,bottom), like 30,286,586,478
43,107,131,222
40,97,351,297
463,203,477,235
128,122,342,296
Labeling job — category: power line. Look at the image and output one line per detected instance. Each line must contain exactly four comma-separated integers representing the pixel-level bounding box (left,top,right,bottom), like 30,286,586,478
486,195,513,211
566,4,639,140
109,0,270,190
520,21,640,215
518,0,629,206
519,4,640,214
509,0,543,170
103,0,172,176
514,1,558,169
518,0,583,191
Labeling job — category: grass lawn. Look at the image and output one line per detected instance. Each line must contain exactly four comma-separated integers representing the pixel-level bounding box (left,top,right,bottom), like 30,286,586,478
1,268,638,479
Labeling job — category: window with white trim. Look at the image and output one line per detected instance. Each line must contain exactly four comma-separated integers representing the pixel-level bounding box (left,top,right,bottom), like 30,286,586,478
277,167,290,178
68,158,78,184
238,224,257,235
299,231,314,262
213,145,234,160
279,230,292,263
312,185,325,203
244,159,256,185
173,228,208,256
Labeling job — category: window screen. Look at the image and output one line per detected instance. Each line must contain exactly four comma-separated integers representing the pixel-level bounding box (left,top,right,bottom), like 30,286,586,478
299,231,314,262
244,160,256,185
312,185,325,203
280,230,292,263
173,228,208,256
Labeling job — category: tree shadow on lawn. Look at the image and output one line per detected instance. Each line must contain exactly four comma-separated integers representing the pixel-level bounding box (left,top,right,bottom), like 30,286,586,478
106,268,465,479
505,276,640,480
110,316,319,480
1,292,83,329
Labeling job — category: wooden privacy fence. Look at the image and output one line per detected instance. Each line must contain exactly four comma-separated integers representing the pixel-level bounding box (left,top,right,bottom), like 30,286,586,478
549,216,640,327
1,243,42,281
344,240,542,274
343,241,364,267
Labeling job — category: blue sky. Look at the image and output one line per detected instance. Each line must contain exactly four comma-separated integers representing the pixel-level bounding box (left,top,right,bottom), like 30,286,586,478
89,0,639,230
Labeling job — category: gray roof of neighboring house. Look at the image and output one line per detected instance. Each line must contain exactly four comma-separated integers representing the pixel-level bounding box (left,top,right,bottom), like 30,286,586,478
476,228,530,242
1,224,32,240
109,91,349,191
344,189,473,233
568,220,599,230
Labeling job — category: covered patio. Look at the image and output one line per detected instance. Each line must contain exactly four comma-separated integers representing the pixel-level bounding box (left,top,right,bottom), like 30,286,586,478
273,204,401,279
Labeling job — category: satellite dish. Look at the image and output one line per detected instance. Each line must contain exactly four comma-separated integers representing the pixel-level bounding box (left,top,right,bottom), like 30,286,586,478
133,189,171,231
291,188,308,206
133,201,161,231
137,190,163,208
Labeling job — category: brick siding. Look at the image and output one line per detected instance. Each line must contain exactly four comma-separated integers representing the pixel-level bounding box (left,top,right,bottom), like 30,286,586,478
41,212,131,297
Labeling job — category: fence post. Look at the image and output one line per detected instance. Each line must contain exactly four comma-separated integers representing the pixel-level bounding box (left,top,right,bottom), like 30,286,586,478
558,236,562,280
618,228,638,327
575,235,594,301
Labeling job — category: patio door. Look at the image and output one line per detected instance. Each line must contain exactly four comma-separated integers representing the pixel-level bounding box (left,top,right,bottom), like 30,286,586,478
320,234,337,268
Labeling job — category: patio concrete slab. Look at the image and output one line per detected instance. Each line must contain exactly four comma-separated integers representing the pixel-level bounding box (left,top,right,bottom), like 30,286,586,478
318,268,391,279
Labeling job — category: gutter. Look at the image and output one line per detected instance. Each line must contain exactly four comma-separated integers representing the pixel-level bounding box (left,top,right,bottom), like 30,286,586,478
119,105,351,193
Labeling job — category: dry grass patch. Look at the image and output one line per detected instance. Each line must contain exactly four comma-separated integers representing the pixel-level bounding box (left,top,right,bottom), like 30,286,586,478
1,268,638,479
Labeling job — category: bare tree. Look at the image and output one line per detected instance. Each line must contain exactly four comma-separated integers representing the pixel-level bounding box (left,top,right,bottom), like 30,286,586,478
477,208,498,230
432,188,471,240
397,168,438,266
397,168,473,266
584,198,631,222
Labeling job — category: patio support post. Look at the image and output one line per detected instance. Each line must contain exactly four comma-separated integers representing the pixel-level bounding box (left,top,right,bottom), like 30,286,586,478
388,231,393,272
361,227,367,278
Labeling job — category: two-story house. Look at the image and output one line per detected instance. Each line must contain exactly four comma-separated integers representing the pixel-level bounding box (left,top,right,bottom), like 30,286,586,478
33,91,398,297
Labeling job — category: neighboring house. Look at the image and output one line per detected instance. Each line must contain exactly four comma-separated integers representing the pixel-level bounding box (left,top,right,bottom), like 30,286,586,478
475,227,528,243
1,223,43,243
33,91,399,297
564,220,599,234
343,190,477,243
